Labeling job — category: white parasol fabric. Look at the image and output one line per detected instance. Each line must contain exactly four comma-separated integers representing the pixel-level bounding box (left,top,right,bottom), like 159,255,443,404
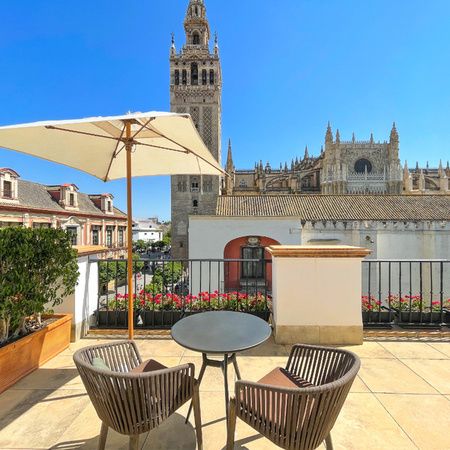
0,111,224,339
0,111,224,180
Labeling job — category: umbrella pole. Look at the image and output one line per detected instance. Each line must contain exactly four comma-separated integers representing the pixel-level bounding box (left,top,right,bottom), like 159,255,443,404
125,122,134,340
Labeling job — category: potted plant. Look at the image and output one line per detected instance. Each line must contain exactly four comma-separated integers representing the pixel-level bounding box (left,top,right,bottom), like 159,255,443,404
140,292,183,327
361,296,393,325
0,227,79,393
390,295,444,325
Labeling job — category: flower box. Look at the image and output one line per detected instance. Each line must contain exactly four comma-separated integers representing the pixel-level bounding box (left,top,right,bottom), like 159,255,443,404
142,310,183,327
97,311,136,328
398,312,443,324
362,311,394,324
0,314,71,394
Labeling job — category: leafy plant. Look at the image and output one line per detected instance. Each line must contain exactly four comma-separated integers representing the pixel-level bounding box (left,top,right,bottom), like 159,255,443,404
0,227,79,345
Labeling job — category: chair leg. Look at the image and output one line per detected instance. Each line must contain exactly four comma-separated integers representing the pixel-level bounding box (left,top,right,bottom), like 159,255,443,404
193,383,203,450
129,435,139,450
98,422,108,450
325,433,333,450
226,397,237,450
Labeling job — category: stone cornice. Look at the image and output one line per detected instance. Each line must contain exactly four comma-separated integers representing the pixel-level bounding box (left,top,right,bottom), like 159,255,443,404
267,245,371,258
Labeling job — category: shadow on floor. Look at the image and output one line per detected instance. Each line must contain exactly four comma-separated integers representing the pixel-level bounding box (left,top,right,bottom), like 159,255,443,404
0,368,81,432
50,414,198,450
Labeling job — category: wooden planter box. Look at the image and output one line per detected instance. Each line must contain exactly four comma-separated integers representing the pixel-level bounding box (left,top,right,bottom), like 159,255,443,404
0,314,72,394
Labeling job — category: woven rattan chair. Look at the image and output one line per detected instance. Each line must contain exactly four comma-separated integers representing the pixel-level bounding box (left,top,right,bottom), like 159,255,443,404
227,344,360,450
73,341,202,450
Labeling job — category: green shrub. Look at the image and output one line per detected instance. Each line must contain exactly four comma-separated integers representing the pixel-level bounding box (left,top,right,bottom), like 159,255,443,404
0,227,79,345
144,262,183,294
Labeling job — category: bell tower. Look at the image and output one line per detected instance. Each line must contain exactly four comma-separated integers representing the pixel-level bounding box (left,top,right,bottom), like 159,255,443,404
170,0,222,260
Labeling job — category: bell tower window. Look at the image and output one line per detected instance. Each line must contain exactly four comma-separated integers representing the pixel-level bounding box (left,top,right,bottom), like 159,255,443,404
174,70,180,85
182,69,187,85
209,69,215,85
202,69,207,85
193,32,200,45
191,63,198,85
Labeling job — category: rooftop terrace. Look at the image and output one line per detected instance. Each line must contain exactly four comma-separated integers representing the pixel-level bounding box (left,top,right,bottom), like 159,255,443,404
1,336,449,449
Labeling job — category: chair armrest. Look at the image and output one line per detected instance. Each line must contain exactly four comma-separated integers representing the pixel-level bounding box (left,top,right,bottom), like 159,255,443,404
286,344,360,386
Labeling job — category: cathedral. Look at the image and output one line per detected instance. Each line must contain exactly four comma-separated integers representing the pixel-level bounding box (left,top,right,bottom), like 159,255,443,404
170,0,450,259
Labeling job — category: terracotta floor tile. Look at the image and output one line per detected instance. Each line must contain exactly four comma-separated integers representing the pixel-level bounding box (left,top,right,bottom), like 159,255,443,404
350,375,371,393
136,339,186,357
377,393,450,450
57,401,149,450
401,359,450,394
428,342,450,358
379,342,448,360
331,393,416,450
339,342,395,359
0,389,89,449
11,366,84,391
358,359,438,394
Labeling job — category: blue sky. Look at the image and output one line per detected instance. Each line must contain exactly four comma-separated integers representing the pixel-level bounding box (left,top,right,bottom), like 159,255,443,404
1,0,449,220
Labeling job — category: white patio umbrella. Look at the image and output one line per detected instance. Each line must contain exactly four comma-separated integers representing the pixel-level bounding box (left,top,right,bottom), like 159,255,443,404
0,111,224,339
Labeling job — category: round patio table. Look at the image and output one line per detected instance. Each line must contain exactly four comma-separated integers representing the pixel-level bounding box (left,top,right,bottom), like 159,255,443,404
171,311,272,422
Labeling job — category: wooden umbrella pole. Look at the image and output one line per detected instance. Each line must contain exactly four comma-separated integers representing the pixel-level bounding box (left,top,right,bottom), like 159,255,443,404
125,122,134,340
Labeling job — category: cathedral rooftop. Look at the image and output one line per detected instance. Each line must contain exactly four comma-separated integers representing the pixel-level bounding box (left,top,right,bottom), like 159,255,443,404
216,194,450,221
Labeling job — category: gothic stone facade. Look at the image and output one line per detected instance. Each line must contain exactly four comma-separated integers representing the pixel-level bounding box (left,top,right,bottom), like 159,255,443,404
170,0,222,259
226,123,450,197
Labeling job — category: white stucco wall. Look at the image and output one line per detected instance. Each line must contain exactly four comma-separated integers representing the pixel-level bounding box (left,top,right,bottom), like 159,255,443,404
188,216,300,293
189,216,450,299
53,255,98,341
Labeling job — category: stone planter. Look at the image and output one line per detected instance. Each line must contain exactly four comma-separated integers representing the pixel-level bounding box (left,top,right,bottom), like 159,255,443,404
0,314,72,394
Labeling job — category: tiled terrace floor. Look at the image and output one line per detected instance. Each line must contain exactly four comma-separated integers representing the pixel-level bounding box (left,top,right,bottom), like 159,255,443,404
1,337,450,450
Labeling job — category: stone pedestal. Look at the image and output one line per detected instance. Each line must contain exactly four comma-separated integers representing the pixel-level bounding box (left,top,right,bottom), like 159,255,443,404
268,245,371,346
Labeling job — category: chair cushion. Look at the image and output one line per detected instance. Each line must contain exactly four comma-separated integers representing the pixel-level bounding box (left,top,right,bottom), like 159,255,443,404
258,367,314,389
92,357,110,371
131,359,167,374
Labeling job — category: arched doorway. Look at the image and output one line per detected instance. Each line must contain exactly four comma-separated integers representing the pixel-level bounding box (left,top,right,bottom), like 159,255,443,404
223,236,280,292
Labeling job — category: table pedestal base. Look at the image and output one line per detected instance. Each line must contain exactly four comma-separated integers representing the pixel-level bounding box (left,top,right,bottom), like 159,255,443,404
186,352,241,423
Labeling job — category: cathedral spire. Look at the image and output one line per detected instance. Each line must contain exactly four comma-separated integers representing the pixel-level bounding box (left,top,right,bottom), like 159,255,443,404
325,122,333,144
390,122,399,144
335,129,341,145
226,139,234,173
304,146,309,160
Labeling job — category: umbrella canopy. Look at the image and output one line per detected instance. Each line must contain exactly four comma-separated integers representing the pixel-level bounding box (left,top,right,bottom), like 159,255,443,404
0,111,223,180
0,111,224,339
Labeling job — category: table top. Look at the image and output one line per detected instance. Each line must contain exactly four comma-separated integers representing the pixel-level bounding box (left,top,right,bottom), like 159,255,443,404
171,311,272,354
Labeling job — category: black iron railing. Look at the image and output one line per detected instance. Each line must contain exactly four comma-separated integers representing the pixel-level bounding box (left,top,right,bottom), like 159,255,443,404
94,258,272,329
362,260,450,328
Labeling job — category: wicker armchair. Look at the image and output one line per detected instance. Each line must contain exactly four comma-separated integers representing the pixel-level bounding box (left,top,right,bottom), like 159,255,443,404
227,344,360,450
73,341,202,450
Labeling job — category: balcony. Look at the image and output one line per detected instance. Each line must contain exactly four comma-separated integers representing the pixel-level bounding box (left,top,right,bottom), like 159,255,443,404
2,248,449,450
0,336,449,449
